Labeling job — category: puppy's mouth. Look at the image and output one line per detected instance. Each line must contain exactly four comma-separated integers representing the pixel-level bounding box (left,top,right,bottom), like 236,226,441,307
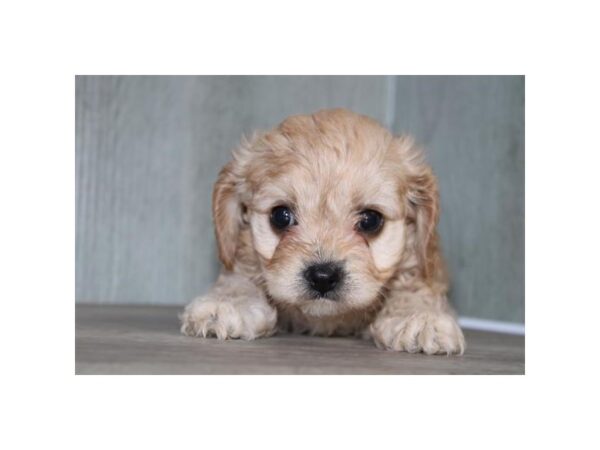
300,260,346,301
305,290,341,301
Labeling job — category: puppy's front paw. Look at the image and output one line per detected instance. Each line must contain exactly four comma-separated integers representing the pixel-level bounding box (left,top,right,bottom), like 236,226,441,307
370,311,465,355
180,295,277,340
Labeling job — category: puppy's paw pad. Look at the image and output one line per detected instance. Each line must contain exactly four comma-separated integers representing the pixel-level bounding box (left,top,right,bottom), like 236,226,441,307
179,296,277,340
370,312,465,355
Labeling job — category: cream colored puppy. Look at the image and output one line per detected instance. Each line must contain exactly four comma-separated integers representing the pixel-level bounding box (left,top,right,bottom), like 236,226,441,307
180,109,465,355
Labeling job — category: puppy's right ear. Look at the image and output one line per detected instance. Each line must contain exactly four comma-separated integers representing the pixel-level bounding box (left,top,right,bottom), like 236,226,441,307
212,161,241,270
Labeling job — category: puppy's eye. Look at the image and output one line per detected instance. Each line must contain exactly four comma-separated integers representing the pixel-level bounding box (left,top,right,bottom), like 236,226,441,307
270,206,297,231
356,209,384,234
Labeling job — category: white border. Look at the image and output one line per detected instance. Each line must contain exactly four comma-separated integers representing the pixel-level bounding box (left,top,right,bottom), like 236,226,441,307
3,1,600,449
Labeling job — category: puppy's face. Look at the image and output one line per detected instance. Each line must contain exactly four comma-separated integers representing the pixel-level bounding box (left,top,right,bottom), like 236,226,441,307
214,110,438,317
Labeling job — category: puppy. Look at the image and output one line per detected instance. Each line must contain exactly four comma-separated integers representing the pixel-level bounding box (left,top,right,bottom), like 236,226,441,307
180,108,465,355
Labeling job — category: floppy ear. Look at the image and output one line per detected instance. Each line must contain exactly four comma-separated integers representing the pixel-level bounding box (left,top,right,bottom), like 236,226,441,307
212,161,242,270
406,167,440,279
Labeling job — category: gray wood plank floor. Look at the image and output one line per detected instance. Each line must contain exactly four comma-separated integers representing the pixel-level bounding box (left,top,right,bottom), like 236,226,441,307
75,305,525,375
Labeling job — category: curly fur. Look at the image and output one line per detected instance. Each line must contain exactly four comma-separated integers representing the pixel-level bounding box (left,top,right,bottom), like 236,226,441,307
180,109,465,355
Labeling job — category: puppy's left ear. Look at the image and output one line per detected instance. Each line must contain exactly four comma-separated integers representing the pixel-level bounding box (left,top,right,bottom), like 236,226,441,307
212,161,242,270
406,164,441,280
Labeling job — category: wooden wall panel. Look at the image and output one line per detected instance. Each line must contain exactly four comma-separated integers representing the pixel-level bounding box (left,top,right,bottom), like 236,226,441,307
392,76,525,322
76,75,524,323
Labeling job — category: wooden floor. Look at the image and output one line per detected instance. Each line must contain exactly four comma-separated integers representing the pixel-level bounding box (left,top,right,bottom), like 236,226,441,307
76,304,525,375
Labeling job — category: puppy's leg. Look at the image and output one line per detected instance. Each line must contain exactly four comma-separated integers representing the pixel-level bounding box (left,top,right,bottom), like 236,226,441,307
180,272,277,340
368,289,465,355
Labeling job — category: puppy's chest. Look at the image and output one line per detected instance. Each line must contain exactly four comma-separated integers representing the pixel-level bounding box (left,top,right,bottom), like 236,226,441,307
274,304,375,337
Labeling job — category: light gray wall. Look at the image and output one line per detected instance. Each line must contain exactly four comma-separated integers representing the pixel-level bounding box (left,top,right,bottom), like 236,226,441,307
76,75,524,323
392,76,524,323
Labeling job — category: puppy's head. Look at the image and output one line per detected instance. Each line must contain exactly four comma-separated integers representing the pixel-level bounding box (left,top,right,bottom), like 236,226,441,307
213,109,440,317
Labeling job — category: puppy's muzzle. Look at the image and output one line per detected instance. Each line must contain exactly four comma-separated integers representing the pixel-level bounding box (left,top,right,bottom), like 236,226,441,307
303,262,344,297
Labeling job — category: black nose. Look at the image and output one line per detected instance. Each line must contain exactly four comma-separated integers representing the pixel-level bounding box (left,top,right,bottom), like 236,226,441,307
304,262,343,296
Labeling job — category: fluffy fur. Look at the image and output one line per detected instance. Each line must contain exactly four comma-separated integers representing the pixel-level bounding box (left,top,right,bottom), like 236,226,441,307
180,109,465,355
